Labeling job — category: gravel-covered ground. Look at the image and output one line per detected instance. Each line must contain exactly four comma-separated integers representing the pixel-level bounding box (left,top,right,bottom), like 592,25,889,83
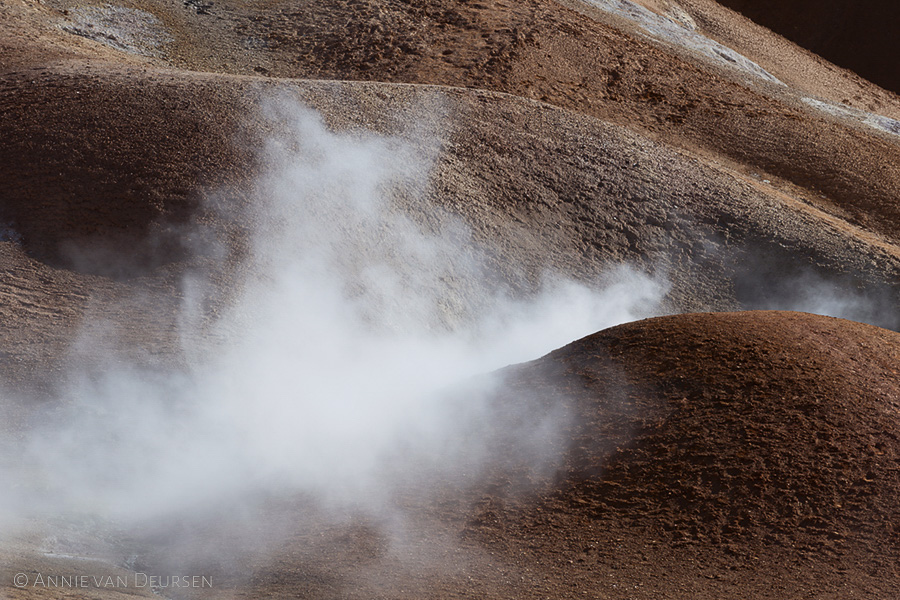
1,0,899,598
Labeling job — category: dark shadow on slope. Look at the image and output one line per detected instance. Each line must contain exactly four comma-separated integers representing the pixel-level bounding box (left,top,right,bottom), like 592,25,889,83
720,0,900,94
727,238,900,331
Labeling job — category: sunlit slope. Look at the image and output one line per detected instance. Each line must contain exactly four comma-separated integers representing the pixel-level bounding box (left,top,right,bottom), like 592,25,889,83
8,0,900,249
2,66,899,325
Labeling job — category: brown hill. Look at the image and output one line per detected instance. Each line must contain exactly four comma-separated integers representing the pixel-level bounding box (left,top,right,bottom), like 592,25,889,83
252,312,900,599
8,0,898,247
400,310,900,600
3,64,900,398
2,2,899,330
95,312,898,600
3,1,900,298
2,0,900,598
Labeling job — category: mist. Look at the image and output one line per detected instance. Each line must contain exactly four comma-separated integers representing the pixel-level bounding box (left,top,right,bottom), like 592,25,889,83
730,244,900,331
0,96,670,532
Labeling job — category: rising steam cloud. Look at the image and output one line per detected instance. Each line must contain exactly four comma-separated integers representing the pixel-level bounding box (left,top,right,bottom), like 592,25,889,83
0,97,669,529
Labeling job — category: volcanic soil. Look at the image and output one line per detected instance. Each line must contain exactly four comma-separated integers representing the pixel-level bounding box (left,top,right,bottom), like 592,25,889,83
1,0,900,598
44,312,896,600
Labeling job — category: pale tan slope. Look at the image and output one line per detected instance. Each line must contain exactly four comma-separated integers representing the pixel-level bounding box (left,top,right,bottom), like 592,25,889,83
613,0,900,115
1,2,900,599
7,0,900,251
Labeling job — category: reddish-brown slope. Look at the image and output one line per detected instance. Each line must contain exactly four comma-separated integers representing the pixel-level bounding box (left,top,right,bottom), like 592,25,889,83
2,1,899,330
463,311,900,599
204,0,900,243
4,64,899,319
547,311,900,542
183,311,900,599
4,0,900,247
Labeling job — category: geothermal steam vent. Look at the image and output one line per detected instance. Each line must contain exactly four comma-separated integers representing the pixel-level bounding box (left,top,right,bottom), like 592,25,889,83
1,0,900,598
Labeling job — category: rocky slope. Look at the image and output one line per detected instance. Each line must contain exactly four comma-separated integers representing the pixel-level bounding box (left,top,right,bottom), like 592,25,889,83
1,0,899,598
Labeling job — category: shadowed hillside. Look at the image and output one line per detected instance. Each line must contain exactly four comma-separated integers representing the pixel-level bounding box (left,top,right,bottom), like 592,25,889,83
719,0,900,94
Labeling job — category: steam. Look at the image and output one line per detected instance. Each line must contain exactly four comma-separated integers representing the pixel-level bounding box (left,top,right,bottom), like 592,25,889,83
731,248,900,331
0,97,669,530
756,275,899,331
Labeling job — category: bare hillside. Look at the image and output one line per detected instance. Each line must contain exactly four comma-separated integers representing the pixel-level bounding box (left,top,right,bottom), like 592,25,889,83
1,0,899,598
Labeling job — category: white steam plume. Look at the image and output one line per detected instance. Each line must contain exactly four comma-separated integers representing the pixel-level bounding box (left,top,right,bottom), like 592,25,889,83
1,97,669,529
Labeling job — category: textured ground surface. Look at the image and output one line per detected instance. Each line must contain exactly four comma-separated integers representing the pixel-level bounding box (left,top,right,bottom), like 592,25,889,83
1,0,899,597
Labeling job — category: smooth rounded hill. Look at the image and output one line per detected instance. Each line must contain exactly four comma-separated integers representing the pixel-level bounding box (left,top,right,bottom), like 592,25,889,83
464,310,900,599
178,311,900,599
